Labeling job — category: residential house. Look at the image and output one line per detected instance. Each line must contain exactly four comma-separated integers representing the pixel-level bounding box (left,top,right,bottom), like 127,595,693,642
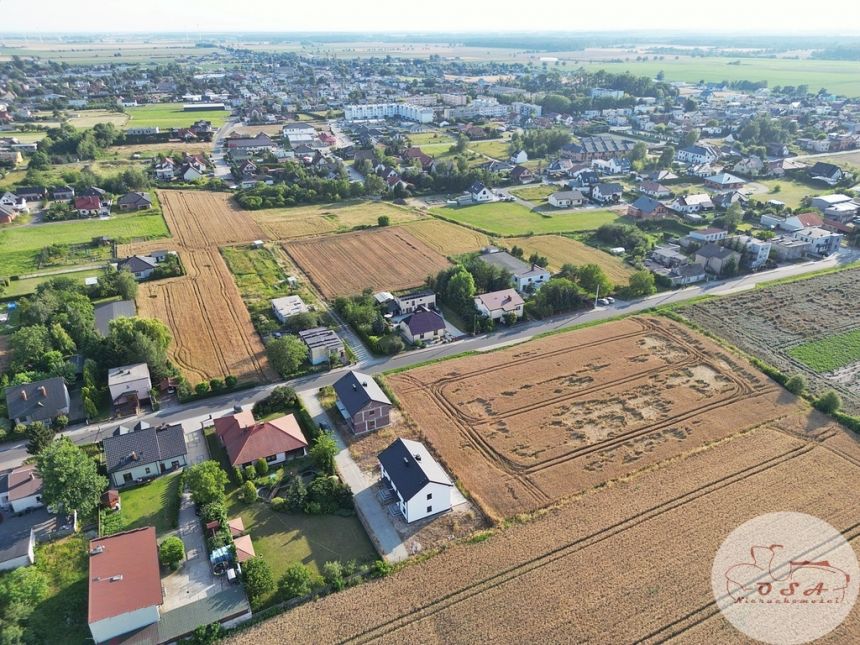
399,307,446,345
639,181,671,198
569,168,600,188
1,465,43,513
94,299,136,336
0,529,35,572
298,327,345,365
4,377,70,425
474,289,525,321
561,136,635,162
760,211,824,233
0,204,16,224
590,182,623,204
226,132,276,154
792,227,842,256
74,195,110,217
213,410,308,469
646,169,679,182
727,235,772,270
675,144,719,165
509,165,533,184
13,186,47,201
770,236,811,261
732,155,764,177
651,244,688,268
88,527,162,643
808,162,845,186
52,185,75,201
668,263,707,286
509,150,528,164
469,181,493,203
712,190,748,210
333,371,392,435
811,194,853,211
107,363,152,413
688,227,728,244
118,255,158,280
271,295,309,323
282,122,316,140
116,191,152,211
478,250,551,291
671,193,714,214
545,190,583,209
103,424,187,487
0,191,16,207
378,438,454,523
153,158,176,180
694,243,741,275
704,172,746,190
394,290,436,314
628,195,670,219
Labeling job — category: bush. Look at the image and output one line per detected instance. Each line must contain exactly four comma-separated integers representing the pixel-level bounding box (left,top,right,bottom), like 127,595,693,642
815,390,843,414
785,374,807,396
186,461,229,507
243,557,275,609
252,386,297,417
376,334,404,355
195,382,210,396
377,215,390,227
279,562,313,600
0,567,49,606
200,501,227,525
242,480,258,503
209,378,224,392
309,431,338,475
271,496,286,511
225,375,238,388
255,459,269,476
284,475,307,512
322,560,345,591
370,559,392,578
243,465,256,481
52,414,69,430
304,475,352,514
233,466,244,484
159,536,186,570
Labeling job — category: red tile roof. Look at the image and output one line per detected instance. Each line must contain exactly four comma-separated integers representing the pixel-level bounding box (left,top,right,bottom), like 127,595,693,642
233,535,256,563
213,412,308,466
88,527,162,624
75,195,101,210
6,464,42,502
796,211,824,227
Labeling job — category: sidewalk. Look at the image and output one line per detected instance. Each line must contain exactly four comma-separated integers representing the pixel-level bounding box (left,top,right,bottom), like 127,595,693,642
298,389,408,563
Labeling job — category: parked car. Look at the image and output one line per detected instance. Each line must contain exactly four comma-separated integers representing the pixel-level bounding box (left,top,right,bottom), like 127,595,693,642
606,297,615,304
597,298,610,306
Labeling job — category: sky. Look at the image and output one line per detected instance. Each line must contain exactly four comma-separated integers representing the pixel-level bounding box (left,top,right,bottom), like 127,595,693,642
3,0,860,34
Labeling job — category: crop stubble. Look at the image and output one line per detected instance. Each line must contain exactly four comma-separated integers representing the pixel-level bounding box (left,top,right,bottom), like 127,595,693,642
284,228,451,299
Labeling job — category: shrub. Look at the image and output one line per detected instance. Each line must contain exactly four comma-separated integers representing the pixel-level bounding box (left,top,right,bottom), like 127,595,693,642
242,480,258,503
159,536,186,570
322,560,345,591
815,390,843,414
233,466,244,484
279,562,313,600
195,382,210,396
52,414,69,430
284,475,307,512
785,374,807,396
309,431,338,475
186,461,229,507
225,375,238,388
209,378,224,392
200,501,227,525
243,465,256,481
376,334,404,355
377,215,390,227
255,459,269,476
304,475,352,514
252,386,297,417
0,567,49,606
370,559,392,578
243,557,275,609
271,496,286,511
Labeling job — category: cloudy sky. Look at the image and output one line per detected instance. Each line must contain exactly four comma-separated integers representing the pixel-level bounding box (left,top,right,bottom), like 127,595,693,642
3,0,859,33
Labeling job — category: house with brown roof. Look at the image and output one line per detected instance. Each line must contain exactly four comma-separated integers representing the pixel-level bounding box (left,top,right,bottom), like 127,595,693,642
333,371,392,434
474,289,524,321
213,410,308,469
88,527,162,643
0,465,44,513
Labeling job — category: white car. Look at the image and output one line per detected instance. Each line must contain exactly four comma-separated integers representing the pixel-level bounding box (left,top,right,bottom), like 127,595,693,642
597,298,610,306
606,297,615,304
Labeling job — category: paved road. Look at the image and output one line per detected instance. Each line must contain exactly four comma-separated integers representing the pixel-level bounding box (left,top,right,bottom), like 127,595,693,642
211,118,240,182
1,248,856,471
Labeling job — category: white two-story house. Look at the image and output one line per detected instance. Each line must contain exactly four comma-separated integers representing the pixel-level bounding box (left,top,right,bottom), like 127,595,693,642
378,438,454,523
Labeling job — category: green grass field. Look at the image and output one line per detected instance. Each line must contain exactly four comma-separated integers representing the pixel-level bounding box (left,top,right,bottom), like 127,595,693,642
788,329,860,372
124,102,231,129
102,473,182,535
510,184,557,203
408,131,454,146
432,202,620,236
4,267,107,298
0,44,221,65
0,211,169,277
467,139,511,160
751,178,826,209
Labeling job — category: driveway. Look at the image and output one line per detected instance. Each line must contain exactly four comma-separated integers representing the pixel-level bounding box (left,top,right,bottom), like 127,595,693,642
298,390,408,563
160,490,223,611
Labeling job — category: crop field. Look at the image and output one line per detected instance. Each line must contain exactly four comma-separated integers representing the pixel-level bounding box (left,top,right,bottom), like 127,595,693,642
509,184,556,202
251,201,422,239
432,202,621,236
399,219,490,257
284,228,450,299
233,409,860,643
814,151,860,174
124,103,231,129
388,316,798,519
0,42,221,65
681,267,860,413
506,235,635,283
122,191,274,385
66,109,130,129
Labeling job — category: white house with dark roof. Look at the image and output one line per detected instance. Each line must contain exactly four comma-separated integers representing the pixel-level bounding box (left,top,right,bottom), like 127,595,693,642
675,144,719,165
393,290,436,314
4,377,70,425
333,371,392,434
108,363,152,410
398,307,446,345
298,327,344,365
378,438,453,523
102,424,187,487
469,181,493,203
478,250,551,291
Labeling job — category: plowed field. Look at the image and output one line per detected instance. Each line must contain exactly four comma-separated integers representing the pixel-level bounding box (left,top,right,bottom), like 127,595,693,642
232,415,860,644
123,190,274,385
284,228,451,299
389,316,798,519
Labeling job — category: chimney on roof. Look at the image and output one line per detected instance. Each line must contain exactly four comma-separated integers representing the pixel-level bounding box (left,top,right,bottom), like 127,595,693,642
38,386,47,397
414,453,422,462
352,383,357,391
19,390,27,401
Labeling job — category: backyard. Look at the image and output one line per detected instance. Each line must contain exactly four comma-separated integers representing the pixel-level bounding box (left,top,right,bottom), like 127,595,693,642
750,178,826,209
509,184,557,203
431,202,621,236
100,472,182,536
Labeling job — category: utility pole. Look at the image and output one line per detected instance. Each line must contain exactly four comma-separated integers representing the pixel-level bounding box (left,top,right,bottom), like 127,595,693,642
594,284,600,308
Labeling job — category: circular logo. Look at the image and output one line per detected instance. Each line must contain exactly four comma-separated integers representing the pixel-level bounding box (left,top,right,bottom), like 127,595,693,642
711,512,859,645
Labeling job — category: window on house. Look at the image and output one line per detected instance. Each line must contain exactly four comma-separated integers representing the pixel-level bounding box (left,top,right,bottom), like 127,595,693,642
266,454,278,462
427,493,433,500
426,506,433,513
368,409,375,416
145,467,151,474
123,473,133,483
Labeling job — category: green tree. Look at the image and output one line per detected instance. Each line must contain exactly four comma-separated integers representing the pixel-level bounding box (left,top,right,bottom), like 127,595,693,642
309,431,338,475
25,421,55,456
815,390,842,414
445,266,477,314
159,536,186,570
49,322,76,355
377,215,390,227
284,475,307,512
785,374,807,396
255,458,269,476
188,623,225,645
185,461,229,507
279,562,314,600
243,557,275,609
36,437,107,516
0,567,49,606
625,270,657,297
628,142,648,163
322,560,346,591
9,325,52,368
242,480,258,503
680,129,700,148
577,264,613,296
658,146,675,168
110,269,138,300
724,202,743,231
266,335,309,377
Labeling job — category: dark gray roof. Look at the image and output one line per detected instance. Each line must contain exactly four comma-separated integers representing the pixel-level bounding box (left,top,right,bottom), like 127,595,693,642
696,243,736,260
378,438,452,502
4,377,70,422
402,309,445,335
117,192,152,207
0,529,32,564
94,299,137,336
478,251,530,276
396,289,434,302
120,255,157,273
809,162,842,177
102,424,187,474
631,195,663,213
157,585,250,643
596,182,623,193
676,263,706,277
333,371,391,417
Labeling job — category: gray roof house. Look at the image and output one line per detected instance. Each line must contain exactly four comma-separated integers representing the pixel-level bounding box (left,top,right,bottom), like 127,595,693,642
94,299,137,336
4,377,70,425
298,327,344,366
119,255,158,280
378,438,454,523
478,251,551,291
333,371,392,434
399,308,446,345
102,424,188,487
116,192,152,211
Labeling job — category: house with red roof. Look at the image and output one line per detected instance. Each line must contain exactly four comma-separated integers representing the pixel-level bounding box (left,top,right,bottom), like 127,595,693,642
213,410,308,469
87,527,162,643
75,194,110,217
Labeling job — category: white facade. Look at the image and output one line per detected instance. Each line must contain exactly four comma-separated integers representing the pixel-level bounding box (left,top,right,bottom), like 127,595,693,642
344,103,434,123
675,145,719,165
10,492,43,513
379,466,453,524
271,295,309,323
90,605,160,644
108,364,152,404
394,292,436,314
0,531,34,572
111,455,187,487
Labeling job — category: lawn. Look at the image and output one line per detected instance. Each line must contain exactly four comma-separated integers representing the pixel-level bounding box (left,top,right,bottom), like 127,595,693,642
0,534,90,644
3,266,107,298
0,211,169,277
102,472,182,535
788,328,860,373
408,131,454,146
751,178,826,209
221,244,296,301
467,139,511,160
432,202,620,236
510,184,557,203
124,102,231,129
1,130,48,143
506,235,635,283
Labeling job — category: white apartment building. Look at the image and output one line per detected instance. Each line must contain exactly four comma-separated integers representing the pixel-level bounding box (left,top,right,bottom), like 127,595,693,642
344,103,434,123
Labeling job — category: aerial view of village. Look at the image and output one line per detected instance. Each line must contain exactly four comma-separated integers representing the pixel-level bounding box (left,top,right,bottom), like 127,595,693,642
1,1,860,643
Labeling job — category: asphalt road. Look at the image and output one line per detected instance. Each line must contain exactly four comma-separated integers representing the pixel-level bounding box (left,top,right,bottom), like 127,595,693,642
2,248,856,471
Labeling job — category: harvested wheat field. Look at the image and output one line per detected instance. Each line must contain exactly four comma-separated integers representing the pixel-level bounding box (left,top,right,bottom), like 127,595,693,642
285,228,451,299
158,190,266,248
389,316,800,519
231,415,860,644
507,234,635,283
399,219,490,257
252,201,422,240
